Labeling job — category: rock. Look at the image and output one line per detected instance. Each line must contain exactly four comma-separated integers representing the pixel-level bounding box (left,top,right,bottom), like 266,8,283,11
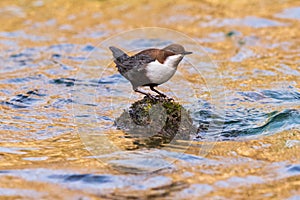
115,95,197,148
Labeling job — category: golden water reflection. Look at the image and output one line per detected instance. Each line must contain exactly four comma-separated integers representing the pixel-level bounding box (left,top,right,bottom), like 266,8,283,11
0,0,299,199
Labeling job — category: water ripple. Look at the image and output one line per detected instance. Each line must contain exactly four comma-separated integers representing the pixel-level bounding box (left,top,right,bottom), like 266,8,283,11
1,89,46,108
49,174,112,184
196,108,300,140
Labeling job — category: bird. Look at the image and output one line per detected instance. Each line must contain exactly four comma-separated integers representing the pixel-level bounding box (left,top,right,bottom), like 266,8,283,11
109,43,192,97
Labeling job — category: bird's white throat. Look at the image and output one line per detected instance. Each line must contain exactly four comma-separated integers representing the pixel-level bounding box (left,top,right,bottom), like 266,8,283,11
146,54,183,85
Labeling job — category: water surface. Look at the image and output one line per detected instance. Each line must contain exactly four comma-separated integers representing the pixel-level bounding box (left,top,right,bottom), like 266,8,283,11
0,0,299,199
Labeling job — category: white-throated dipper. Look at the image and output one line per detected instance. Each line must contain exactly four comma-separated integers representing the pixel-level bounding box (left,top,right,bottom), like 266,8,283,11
109,44,192,97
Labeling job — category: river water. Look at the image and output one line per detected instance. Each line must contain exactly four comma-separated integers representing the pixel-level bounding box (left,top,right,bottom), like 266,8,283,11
0,0,299,199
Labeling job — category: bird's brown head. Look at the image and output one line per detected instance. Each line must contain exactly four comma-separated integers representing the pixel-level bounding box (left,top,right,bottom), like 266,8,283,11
163,44,192,55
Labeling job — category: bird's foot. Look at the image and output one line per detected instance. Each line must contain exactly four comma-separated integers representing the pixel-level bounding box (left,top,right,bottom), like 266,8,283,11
154,91,167,98
145,93,157,101
154,94,174,101
135,88,173,101
144,94,165,102
149,86,169,99
166,96,174,101
164,96,174,101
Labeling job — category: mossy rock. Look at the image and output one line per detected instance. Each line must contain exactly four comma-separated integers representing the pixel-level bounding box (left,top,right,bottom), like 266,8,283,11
115,96,198,148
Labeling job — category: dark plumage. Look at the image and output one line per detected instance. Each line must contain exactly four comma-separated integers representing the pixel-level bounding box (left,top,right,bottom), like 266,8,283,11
109,44,192,97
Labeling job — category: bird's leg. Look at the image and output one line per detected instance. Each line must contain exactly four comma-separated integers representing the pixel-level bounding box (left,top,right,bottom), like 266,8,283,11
134,88,154,98
150,86,166,97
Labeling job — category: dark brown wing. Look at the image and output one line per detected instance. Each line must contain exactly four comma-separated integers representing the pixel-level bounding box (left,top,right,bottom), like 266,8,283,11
114,52,155,74
135,49,175,64
114,48,175,75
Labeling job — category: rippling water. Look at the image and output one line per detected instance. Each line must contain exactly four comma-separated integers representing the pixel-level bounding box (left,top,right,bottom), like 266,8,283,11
0,0,299,199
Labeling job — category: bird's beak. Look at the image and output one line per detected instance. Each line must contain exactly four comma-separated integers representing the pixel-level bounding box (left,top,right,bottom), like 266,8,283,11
183,51,192,55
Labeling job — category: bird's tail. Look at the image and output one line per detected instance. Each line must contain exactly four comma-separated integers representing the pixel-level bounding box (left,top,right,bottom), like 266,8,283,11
109,46,129,61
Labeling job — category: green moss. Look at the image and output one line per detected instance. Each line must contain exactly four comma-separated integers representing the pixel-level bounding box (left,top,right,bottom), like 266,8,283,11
115,95,197,148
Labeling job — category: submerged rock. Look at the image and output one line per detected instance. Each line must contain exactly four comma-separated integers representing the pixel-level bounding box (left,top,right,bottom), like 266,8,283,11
115,95,198,148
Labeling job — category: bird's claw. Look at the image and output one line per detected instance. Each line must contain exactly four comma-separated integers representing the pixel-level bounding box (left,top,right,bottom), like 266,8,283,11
155,94,174,101
145,93,156,100
144,93,173,101
159,93,167,98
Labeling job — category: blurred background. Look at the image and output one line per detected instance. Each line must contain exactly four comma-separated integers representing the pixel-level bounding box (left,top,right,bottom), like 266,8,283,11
0,0,299,199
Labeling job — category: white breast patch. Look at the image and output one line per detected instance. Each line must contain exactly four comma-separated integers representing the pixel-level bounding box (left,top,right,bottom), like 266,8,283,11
146,54,182,84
